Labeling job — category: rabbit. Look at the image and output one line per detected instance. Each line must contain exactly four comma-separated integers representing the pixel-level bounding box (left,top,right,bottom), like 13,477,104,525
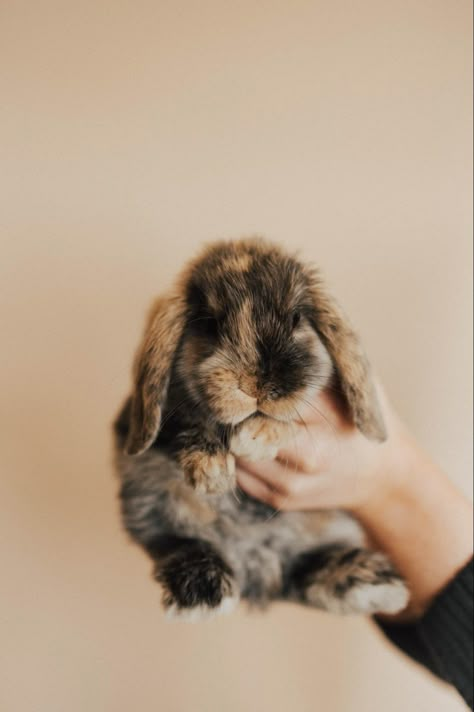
113,237,409,620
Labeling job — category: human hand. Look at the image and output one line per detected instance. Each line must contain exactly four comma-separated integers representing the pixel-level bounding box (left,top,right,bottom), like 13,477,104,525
236,382,406,516
237,382,473,619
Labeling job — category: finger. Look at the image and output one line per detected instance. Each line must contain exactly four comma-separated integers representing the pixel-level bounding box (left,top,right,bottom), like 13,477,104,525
236,468,285,509
277,421,332,474
237,466,334,511
237,457,309,498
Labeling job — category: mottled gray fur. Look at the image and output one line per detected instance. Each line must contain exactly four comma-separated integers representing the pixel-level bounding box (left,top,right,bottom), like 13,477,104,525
115,443,408,618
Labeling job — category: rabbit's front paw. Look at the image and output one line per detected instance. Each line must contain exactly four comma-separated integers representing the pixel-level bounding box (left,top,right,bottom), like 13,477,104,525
230,416,290,460
155,542,239,620
180,450,236,495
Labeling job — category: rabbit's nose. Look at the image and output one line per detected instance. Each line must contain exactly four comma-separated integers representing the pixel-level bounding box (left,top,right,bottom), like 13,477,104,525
239,375,258,399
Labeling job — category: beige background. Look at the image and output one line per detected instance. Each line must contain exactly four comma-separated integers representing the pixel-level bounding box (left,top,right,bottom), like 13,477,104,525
1,1,472,711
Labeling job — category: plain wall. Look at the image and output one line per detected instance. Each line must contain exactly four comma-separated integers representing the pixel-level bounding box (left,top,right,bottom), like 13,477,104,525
1,2,472,711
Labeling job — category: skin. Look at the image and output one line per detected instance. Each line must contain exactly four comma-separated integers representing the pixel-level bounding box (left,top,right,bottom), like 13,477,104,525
237,383,474,620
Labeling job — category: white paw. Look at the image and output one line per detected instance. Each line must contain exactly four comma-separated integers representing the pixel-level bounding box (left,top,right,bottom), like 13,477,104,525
345,580,410,615
306,579,410,615
231,427,279,460
231,416,290,460
164,595,240,622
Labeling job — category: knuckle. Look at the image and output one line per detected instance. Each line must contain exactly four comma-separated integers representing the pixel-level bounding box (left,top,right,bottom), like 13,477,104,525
299,456,318,474
276,479,290,496
280,478,296,497
287,477,302,496
268,491,284,509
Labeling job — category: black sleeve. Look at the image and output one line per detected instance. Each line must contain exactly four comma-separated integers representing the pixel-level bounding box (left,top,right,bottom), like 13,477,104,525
378,559,473,709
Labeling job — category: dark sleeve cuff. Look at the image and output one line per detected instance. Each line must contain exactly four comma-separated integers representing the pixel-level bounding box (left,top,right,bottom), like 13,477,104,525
378,559,473,709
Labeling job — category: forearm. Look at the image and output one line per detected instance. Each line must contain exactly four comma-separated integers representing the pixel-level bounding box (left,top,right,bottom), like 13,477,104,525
353,425,473,620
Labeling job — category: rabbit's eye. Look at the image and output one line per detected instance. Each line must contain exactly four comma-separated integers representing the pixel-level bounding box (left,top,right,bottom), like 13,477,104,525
291,310,301,330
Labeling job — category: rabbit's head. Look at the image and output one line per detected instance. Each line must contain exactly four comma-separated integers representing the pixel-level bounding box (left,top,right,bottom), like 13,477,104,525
125,238,386,456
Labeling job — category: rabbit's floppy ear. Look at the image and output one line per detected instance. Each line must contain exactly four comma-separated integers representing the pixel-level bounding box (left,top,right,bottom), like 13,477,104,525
125,291,187,456
309,273,386,441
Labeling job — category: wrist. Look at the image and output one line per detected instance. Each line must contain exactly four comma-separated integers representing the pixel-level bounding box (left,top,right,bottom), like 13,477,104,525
351,417,417,524
351,427,473,619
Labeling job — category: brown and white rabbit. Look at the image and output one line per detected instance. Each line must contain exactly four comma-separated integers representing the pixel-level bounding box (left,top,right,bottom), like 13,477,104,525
113,238,409,619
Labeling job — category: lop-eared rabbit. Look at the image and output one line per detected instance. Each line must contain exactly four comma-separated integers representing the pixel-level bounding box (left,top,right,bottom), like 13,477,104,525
114,238,408,620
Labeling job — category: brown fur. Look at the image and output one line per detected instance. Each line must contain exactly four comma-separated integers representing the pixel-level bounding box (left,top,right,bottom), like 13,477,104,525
221,251,253,273
179,449,236,495
309,277,386,440
199,358,257,425
230,415,293,460
126,292,187,455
